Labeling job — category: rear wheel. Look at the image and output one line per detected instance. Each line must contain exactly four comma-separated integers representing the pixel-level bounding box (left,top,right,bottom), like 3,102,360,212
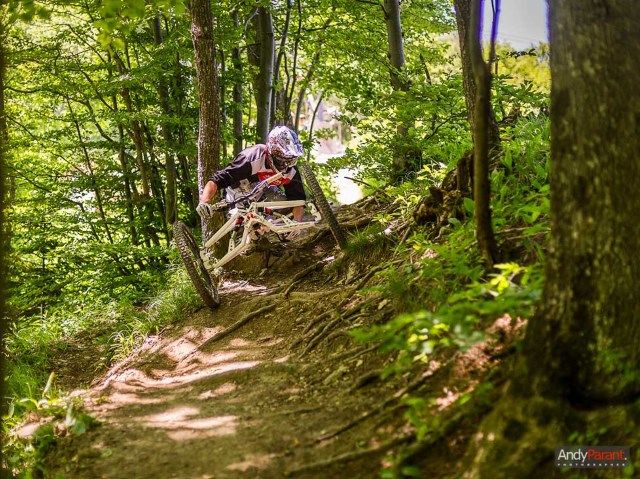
300,163,347,248
173,221,220,309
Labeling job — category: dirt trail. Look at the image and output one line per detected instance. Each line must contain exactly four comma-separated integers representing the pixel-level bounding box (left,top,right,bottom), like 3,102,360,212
46,233,402,479
44,201,512,479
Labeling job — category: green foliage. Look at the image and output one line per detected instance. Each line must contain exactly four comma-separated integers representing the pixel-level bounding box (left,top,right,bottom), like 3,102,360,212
2,372,97,477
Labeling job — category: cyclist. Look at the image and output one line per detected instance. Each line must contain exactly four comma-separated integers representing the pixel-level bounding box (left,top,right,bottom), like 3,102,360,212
197,126,306,224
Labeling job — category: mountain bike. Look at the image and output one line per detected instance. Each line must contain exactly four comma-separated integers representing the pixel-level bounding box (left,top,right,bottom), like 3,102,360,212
173,164,346,309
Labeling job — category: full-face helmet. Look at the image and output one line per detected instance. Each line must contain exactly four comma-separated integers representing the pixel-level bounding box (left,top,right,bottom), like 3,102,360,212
267,126,304,171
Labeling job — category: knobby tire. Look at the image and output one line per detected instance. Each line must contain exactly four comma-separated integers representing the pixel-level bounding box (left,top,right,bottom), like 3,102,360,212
300,163,347,248
173,220,220,309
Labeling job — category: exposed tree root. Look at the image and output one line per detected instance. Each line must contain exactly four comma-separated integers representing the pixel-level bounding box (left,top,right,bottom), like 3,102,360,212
197,303,278,350
341,216,374,230
316,355,459,443
328,343,380,364
278,260,326,296
298,316,346,358
286,433,414,477
350,369,383,391
391,407,480,476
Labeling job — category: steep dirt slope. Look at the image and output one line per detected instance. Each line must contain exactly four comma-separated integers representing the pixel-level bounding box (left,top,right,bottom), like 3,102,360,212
44,231,402,478
43,202,515,479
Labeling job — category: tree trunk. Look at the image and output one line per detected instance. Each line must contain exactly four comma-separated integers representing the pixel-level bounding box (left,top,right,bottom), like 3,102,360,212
248,7,274,142
152,15,178,240
231,10,244,156
271,0,293,127
0,18,9,425
469,0,499,268
190,0,221,241
453,0,500,148
464,2,640,477
384,0,419,182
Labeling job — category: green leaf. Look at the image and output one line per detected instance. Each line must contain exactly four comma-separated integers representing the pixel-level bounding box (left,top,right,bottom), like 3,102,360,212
463,197,475,214
401,466,423,477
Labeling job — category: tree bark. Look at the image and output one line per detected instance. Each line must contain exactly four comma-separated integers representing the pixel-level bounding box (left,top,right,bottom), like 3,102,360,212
152,15,178,240
190,0,222,241
469,0,499,268
248,7,274,142
271,0,293,127
231,10,243,156
453,0,500,148
384,0,419,182
464,2,640,477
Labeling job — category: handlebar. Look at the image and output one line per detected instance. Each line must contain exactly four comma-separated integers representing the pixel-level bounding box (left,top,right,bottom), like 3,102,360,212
211,171,285,211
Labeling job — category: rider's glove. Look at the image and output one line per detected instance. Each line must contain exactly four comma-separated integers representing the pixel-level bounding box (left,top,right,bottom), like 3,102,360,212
196,202,215,220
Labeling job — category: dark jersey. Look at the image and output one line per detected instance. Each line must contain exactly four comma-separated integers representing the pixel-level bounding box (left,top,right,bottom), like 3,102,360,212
210,144,306,202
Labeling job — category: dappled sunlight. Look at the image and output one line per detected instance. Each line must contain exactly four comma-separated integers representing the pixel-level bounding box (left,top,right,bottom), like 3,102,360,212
226,453,277,472
229,337,251,347
92,391,171,412
221,280,268,295
141,406,239,441
198,381,237,399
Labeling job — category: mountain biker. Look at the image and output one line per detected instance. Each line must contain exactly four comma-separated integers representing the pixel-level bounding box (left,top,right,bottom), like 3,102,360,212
196,126,306,225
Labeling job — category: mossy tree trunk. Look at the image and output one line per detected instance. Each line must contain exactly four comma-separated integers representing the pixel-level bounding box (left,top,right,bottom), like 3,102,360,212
464,2,640,477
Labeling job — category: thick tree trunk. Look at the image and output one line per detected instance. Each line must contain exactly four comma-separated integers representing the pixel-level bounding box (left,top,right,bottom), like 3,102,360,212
527,0,640,405
190,0,221,240
453,0,500,148
464,2,640,477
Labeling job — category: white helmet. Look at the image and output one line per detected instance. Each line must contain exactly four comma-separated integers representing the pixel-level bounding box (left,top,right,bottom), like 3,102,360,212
267,126,304,171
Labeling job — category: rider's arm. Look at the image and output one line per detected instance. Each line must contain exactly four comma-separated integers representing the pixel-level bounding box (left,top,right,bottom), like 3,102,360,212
201,148,257,203
212,146,264,189
200,180,218,203
283,167,306,221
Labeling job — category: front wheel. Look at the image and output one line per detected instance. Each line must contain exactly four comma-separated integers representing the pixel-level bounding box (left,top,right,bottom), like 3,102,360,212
173,221,220,309
300,163,347,249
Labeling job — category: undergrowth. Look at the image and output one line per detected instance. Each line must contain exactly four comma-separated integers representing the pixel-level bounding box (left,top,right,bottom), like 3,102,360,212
349,115,551,477
3,258,203,477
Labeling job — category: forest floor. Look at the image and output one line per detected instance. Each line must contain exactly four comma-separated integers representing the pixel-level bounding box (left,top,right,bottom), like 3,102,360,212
38,200,521,479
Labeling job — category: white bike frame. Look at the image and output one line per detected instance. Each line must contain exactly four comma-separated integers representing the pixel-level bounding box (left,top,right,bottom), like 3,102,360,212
200,172,320,272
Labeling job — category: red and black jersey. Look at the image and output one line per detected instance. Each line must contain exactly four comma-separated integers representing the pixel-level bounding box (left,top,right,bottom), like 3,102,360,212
210,144,306,201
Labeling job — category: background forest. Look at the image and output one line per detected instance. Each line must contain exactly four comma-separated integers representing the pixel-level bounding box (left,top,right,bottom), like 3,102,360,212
1,0,599,477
